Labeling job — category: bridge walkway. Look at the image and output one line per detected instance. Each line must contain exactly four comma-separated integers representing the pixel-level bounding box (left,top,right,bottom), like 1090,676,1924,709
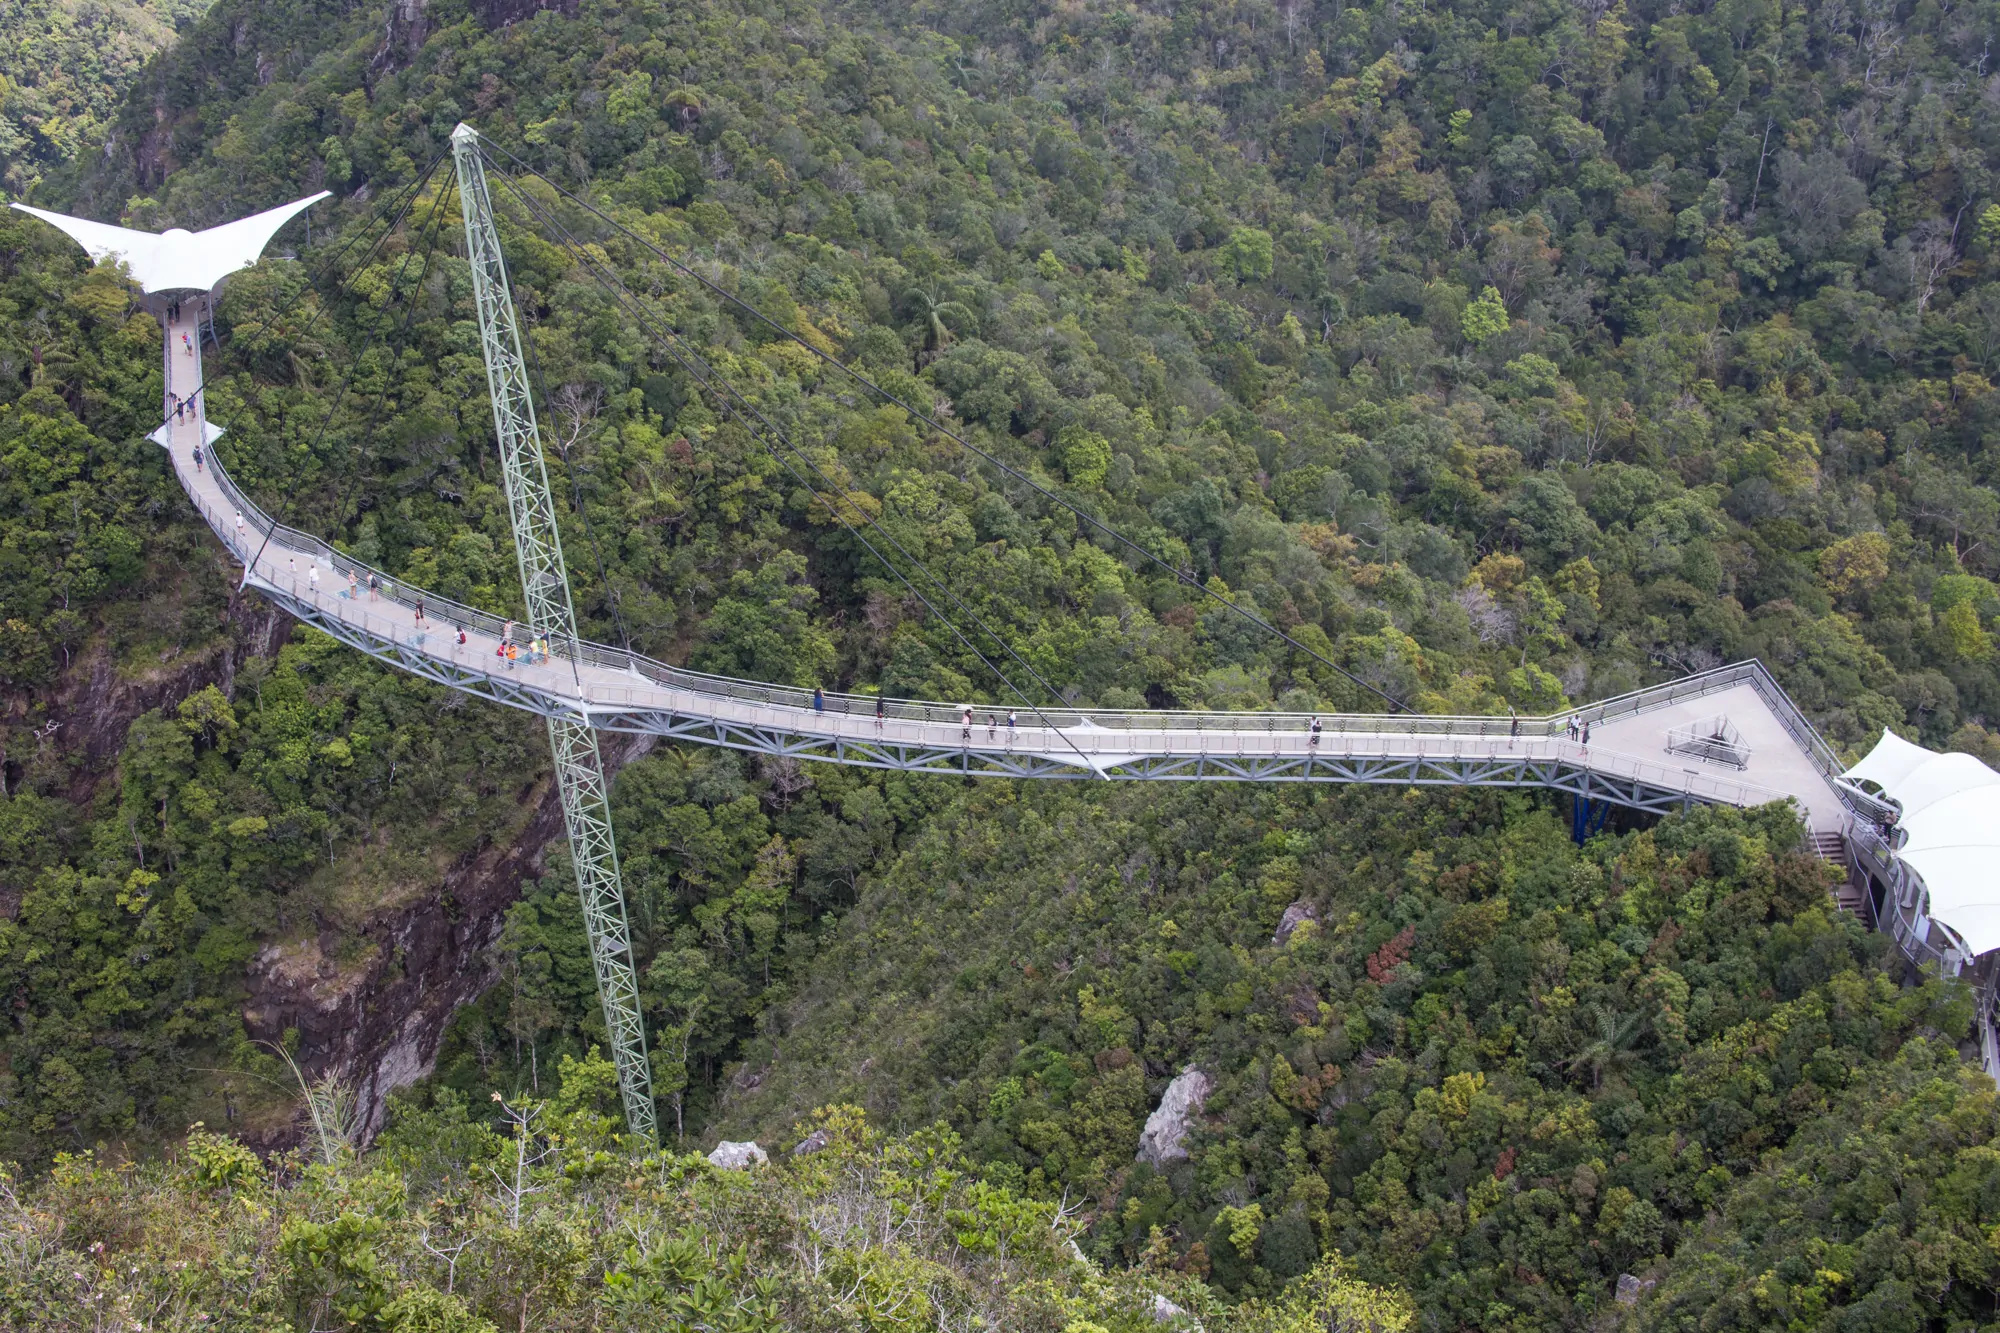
157,306,1857,834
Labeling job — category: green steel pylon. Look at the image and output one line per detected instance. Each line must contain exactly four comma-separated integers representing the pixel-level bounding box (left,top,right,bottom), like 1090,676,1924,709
451,123,656,1141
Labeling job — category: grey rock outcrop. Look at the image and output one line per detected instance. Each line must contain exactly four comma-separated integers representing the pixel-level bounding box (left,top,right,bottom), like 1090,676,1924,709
706,1140,769,1170
1615,1273,1655,1305
1136,1067,1212,1167
1272,900,1317,945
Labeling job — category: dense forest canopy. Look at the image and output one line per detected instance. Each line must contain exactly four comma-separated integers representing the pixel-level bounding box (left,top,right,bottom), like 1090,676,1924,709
0,0,216,199
5,0,2000,1326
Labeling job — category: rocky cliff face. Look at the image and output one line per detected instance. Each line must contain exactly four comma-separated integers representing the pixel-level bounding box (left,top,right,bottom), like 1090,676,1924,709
4,589,289,807
242,729,654,1141
9,568,637,1147
1136,1067,1212,1169
374,0,580,74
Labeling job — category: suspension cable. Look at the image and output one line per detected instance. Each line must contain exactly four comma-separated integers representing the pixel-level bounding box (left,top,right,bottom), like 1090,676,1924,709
326,169,458,539
242,155,450,580
160,150,446,457
492,169,1063,698
495,191,638,654
489,170,1074,720
490,165,1107,773
153,153,444,581
474,133,1406,714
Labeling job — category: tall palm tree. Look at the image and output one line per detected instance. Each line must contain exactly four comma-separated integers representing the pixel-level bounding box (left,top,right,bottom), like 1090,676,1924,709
16,314,76,390
909,287,974,368
1567,1005,1646,1090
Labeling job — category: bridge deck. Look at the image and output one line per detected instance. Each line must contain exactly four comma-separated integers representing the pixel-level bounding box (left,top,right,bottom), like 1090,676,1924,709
158,307,1853,833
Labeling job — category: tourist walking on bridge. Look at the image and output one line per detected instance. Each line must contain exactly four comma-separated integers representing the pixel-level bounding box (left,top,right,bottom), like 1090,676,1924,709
813,687,825,715
1309,715,1322,747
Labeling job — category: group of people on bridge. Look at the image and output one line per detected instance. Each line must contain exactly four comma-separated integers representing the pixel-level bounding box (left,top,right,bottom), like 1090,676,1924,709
497,620,552,668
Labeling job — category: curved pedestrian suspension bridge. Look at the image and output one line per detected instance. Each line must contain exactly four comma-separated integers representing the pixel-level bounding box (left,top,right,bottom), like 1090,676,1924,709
24,125,1902,1137
176,427,1859,829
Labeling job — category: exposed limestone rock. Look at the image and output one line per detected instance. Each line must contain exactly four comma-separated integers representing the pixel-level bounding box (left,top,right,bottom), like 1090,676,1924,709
1616,1273,1654,1305
1272,900,1317,945
707,1140,769,1170
1136,1067,1211,1167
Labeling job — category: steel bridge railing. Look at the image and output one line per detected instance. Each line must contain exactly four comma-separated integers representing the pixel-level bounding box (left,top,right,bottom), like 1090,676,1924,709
193,443,1857,756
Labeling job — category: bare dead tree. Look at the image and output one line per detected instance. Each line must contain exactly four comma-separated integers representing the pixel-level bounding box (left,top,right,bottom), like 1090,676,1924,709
1908,220,1959,313
486,1093,552,1229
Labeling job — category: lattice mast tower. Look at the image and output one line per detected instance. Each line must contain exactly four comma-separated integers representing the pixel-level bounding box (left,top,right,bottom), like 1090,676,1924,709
450,124,656,1140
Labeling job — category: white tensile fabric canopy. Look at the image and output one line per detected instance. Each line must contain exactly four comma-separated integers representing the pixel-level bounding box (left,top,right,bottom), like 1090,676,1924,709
10,193,329,295
1846,729,2000,954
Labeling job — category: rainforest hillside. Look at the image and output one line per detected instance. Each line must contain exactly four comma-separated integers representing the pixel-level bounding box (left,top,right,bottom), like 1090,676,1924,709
0,0,217,198
5,0,2000,1326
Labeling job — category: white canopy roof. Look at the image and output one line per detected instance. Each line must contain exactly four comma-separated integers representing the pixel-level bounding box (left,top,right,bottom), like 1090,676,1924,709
1846,728,2000,954
10,193,329,295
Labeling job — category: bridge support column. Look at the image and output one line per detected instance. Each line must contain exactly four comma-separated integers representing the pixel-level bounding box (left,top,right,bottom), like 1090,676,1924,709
1572,795,1610,844
453,124,655,1141
545,717,654,1138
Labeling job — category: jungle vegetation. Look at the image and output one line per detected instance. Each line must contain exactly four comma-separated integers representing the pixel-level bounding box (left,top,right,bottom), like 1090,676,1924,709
0,0,216,199
4,0,2000,1326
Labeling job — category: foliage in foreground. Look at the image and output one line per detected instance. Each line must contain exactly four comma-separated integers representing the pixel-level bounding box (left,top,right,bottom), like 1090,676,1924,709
0,1056,1412,1333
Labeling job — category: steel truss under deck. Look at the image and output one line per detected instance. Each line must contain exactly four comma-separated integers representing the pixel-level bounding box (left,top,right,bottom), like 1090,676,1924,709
259,572,1714,813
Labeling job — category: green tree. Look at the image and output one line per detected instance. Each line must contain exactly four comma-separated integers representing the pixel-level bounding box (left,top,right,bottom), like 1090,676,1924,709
1222,228,1275,284
693,552,837,688
1056,426,1112,488
1461,286,1509,344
